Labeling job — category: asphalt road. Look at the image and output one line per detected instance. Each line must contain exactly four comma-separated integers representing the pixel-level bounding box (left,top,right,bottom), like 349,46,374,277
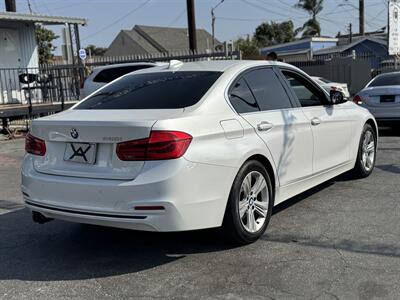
0,128,399,300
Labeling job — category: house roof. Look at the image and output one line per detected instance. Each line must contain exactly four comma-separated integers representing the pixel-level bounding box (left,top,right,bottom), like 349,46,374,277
313,37,387,55
0,11,86,25
135,25,219,52
111,25,220,53
273,48,311,56
260,37,338,53
337,29,386,39
122,29,160,53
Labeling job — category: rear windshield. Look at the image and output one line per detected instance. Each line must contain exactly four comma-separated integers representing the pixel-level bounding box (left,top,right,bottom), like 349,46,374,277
93,65,154,83
318,77,332,84
368,74,400,87
76,71,222,110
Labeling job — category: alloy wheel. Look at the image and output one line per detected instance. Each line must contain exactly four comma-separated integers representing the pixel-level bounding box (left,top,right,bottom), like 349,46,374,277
238,171,269,233
361,130,375,172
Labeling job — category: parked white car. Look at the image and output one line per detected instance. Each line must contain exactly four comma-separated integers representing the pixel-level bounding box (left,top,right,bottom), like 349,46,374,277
80,62,160,99
312,76,350,99
354,72,400,128
22,60,377,244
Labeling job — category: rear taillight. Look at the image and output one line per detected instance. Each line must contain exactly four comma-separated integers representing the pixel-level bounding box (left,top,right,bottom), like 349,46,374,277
353,95,363,105
116,131,192,161
25,133,46,156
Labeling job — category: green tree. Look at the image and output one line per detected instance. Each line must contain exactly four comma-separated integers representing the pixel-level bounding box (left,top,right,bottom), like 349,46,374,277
295,0,324,37
254,21,296,47
85,44,108,57
35,25,59,64
234,36,259,59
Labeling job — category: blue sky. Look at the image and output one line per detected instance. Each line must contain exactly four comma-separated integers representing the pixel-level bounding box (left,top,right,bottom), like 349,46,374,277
1,0,388,52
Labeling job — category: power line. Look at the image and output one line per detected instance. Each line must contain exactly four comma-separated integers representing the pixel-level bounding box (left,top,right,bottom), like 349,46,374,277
82,0,151,42
240,0,303,20
216,16,269,22
167,8,186,27
255,0,305,17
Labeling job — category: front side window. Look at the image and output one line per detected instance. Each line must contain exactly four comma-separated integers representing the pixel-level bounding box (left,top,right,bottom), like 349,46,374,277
243,68,293,111
76,71,222,110
282,70,328,107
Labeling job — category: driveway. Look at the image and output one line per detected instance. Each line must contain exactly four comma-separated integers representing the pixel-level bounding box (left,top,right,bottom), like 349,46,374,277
0,128,399,299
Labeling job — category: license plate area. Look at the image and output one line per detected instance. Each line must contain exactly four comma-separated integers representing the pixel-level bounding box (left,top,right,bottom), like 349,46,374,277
64,142,97,164
380,95,395,103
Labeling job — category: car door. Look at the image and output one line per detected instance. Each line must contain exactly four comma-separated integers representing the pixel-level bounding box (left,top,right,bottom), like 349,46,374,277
279,68,352,174
228,67,313,187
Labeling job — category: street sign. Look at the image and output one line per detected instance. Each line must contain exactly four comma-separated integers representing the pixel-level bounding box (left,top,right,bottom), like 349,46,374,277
389,0,400,55
78,48,87,60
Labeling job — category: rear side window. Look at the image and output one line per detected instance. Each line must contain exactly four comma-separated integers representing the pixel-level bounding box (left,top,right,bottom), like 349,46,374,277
76,71,222,110
229,78,260,113
368,73,400,87
93,65,154,83
243,68,293,111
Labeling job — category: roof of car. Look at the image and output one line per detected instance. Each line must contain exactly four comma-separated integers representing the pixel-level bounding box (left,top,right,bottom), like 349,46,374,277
126,60,294,74
375,71,400,78
93,62,161,71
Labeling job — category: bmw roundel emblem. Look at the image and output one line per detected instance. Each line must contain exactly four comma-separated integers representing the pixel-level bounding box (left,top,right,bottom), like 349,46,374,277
70,128,79,139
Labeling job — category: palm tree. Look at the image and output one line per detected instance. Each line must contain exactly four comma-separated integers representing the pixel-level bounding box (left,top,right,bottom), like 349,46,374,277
295,0,324,37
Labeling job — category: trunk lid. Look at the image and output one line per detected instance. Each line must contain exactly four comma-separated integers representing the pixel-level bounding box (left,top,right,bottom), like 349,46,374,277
30,109,183,180
362,86,400,107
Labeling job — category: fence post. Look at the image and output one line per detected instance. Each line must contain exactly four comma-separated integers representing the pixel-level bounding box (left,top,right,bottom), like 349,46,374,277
26,68,32,120
57,68,65,111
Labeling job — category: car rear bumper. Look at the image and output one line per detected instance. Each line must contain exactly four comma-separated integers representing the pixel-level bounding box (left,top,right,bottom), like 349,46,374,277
21,156,237,232
364,105,400,120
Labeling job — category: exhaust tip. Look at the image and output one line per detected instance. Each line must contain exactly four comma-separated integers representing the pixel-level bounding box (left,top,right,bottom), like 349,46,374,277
32,211,54,224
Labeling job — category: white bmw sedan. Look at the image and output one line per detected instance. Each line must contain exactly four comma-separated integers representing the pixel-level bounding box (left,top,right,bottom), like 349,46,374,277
22,60,377,244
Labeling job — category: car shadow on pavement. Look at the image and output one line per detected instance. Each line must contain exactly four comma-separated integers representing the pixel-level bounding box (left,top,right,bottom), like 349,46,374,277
269,177,400,260
0,208,236,282
272,181,334,215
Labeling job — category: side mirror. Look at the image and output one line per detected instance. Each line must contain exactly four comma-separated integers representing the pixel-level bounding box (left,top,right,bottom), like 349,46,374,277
330,90,345,104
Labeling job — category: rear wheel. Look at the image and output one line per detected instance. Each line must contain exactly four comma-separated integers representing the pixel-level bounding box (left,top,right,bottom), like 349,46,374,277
351,124,376,178
222,160,273,244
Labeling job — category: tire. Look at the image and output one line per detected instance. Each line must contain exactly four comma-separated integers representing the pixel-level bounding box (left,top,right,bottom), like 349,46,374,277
222,160,273,244
351,123,377,178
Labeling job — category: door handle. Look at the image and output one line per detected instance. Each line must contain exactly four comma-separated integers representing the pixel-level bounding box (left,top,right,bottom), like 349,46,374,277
311,117,321,126
257,121,273,131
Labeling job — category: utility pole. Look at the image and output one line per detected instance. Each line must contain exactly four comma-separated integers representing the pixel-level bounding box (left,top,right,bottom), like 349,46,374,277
211,0,224,52
5,0,16,12
359,0,365,35
349,23,353,43
186,0,197,52
27,0,33,13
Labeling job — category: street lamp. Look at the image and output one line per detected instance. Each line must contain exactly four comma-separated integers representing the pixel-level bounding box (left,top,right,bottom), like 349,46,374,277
211,0,224,52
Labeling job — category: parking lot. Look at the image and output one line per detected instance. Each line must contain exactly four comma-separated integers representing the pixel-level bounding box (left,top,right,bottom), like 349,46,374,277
0,129,399,299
